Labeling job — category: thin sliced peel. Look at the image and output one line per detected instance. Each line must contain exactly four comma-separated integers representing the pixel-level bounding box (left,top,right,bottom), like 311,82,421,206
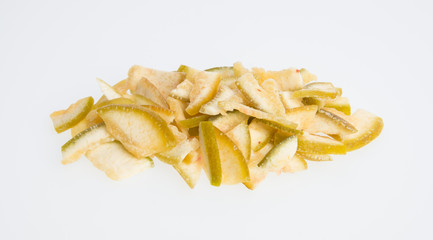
51,96,94,133
61,123,114,164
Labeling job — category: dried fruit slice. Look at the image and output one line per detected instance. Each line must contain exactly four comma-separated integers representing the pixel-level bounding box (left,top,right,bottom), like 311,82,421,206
306,108,357,136
73,97,136,135
214,127,250,185
127,65,185,98
179,115,210,128
243,143,273,190
173,150,203,188
133,77,168,108
61,123,114,164
97,104,176,158
86,141,154,180
200,85,241,115
300,68,317,84
324,96,351,115
169,79,193,101
293,82,339,99
205,66,234,80
273,131,293,145
112,79,129,95
263,68,303,91
279,91,304,109
199,121,222,186
50,96,94,133
236,73,284,114
258,135,298,172
281,154,308,173
177,65,201,82
298,152,332,161
233,62,249,78
249,119,275,152
298,132,346,155
209,110,249,133
260,78,285,114
185,71,221,115
96,78,123,100
341,109,384,151
226,120,251,161
285,105,318,130
156,137,199,165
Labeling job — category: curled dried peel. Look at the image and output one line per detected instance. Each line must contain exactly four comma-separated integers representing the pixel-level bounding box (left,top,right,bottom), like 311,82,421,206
186,71,221,115
61,123,115,165
127,65,185,98
50,96,94,133
236,73,284,115
341,109,383,152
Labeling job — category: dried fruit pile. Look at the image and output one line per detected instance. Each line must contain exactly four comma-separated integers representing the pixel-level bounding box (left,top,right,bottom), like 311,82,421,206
50,62,383,189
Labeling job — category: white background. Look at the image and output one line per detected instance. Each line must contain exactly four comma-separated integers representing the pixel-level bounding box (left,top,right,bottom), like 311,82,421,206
1,0,432,239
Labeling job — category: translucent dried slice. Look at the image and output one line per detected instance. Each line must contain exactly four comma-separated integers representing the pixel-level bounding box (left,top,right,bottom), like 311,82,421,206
76,97,135,134
341,109,384,152
306,108,357,136
166,97,189,134
200,85,242,115
156,137,199,165
199,121,222,186
300,68,317,84
205,66,234,80
281,154,308,173
243,143,273,190
173,149,203,189
324,96,351,115
96,78,123,100
236,73,284,114
209,110,249,133
298,132,346,155
214,127,250,185
179,115,210,128
97,104,176,158
226,120,251,161
279,91,304,109
249,119,275,152
127,65,185,98
86,141,154,180
285,105,318,130
112,79,129,95
260,78,285,114
50,96,94,133
273,131,293,145
258,135,298,172
177,65,201,82
233,61,249,78
133,77,168,108
61,123,114,165
185,71,221,115
293,82,339,99
169,79,193,101
263,68,303,91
